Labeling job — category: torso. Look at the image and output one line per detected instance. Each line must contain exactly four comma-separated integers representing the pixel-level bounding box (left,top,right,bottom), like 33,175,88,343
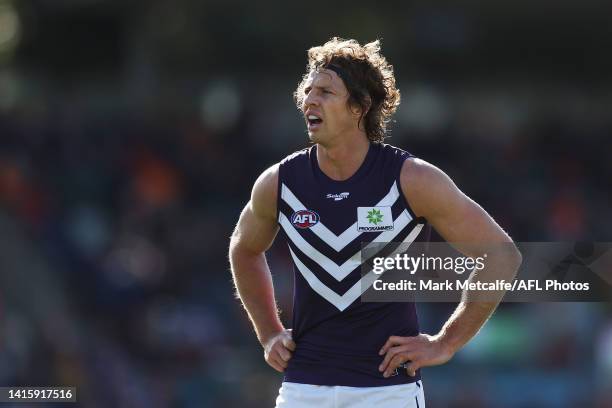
277,142,427,387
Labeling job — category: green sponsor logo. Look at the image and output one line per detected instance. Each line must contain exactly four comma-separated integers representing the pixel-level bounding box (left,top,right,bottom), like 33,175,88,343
366,209,383,225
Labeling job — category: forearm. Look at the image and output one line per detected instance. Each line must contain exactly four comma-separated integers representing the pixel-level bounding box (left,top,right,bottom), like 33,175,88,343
230,247,284,346
436,249,522,354
434,300,496,356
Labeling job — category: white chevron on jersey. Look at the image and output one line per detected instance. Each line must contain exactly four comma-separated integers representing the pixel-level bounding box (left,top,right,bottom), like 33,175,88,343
289,223,424,311
279,209,414,281
280,182,403,252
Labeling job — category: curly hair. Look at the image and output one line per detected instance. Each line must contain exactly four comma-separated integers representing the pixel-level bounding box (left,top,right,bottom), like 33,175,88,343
294,37,401,143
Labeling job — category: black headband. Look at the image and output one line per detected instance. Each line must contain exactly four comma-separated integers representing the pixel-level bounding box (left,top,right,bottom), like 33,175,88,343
321,64,368,99
323,64,354,89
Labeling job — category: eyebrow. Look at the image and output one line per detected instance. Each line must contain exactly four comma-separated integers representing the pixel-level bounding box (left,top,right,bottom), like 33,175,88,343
304,85,334,93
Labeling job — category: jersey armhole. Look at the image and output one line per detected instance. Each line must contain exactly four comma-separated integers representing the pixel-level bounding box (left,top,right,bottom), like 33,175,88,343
396,154,428,226
276,162,283,225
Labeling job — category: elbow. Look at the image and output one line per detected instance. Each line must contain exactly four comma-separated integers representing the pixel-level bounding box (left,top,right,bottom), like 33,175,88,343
512,244,522,268
486,242,522,280
228,234,260,268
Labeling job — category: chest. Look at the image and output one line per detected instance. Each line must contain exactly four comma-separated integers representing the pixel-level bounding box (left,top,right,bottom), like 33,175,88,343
280,180,405,237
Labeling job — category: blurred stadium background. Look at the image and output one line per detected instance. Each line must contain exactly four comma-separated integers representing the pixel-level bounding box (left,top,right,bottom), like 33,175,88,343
0,0,611,407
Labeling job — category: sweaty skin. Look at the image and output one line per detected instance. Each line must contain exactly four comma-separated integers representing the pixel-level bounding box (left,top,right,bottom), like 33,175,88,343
229,68,522,375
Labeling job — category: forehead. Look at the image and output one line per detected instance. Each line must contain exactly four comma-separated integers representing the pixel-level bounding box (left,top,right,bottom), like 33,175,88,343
304,68,345,90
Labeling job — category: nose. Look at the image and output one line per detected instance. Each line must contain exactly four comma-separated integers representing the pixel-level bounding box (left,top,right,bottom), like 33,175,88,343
303,90,320,110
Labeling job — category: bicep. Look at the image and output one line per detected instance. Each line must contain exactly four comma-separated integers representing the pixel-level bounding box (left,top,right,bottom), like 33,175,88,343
233,201,279,254
429,187,510,245
231,164,280,255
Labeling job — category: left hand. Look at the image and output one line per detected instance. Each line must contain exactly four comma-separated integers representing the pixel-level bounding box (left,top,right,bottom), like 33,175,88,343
378,333,455,378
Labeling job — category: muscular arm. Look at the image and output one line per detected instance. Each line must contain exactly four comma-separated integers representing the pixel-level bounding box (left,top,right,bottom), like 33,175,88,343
229,164,295,372
379,158,522,377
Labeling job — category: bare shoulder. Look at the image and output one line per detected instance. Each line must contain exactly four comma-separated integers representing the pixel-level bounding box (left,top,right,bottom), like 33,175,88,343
251,163,280,221
400,157,453,191
400,157,461,219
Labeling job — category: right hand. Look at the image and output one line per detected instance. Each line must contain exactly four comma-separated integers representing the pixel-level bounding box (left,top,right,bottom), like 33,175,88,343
263,329,296,372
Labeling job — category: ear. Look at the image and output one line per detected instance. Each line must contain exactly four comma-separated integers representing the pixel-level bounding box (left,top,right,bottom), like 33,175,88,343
349,103,362,117
362,94,371,116
349,94,371,118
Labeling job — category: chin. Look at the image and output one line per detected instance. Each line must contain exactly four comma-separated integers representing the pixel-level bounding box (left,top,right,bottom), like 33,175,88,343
308,131,322,144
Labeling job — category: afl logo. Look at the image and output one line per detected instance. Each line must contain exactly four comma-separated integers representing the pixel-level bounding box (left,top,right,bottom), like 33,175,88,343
291,210,320,229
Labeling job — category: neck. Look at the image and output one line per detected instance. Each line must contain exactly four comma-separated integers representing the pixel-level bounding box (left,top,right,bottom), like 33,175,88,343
316,134,371,181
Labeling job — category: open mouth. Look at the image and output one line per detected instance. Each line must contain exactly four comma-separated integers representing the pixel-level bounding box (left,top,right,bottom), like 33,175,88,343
307,114,323,128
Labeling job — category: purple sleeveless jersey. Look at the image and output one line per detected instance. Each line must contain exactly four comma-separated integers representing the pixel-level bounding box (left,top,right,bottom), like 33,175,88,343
276,142,428,387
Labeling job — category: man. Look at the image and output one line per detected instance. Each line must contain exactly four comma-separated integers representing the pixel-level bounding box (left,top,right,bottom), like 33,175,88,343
229,37,521,407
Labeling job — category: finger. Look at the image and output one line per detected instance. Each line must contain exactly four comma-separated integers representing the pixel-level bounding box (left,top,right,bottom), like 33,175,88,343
271,353,289,369
383,354,408,378
379,345,410,372
277,346,292,362
379,335,410,355
266,357,284,372
278,357,289,369
405,362,419,377
269,344,290,363
266,347,289,370
379,346,397,372
282,336,296,351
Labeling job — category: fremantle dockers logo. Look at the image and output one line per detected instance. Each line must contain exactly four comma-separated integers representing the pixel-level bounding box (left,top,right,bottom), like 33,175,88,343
291,210,320,229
